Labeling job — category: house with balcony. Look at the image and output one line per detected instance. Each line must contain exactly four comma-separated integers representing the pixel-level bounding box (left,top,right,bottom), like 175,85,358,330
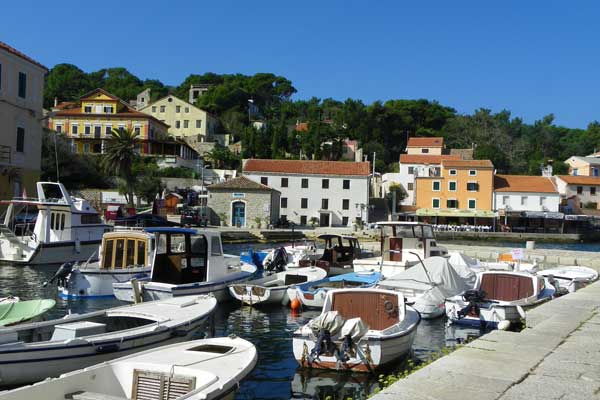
0,41,47,200
555,175,600,211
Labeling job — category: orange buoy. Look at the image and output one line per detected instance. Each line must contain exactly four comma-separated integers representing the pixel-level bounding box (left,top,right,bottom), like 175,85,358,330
290,298,301,312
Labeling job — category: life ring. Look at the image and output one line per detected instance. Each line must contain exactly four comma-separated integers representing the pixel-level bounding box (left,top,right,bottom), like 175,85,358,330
383,299,396,316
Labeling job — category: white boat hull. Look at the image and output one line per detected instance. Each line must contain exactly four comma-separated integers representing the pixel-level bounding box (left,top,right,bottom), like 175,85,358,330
353,257,410,277
0,240,100,265
445,299,522,329
59,266,150,298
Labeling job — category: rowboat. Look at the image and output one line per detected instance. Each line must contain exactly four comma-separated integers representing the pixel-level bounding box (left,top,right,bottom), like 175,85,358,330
0,336,257,400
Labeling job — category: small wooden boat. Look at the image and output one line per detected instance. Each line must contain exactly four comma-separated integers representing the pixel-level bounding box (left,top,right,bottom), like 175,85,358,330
537,266,598,293
0,299,55,326
0,336,257,400
293,288,420,372
288,271,381,309
445,271,555,329
0,295,217,386
229,267,327,306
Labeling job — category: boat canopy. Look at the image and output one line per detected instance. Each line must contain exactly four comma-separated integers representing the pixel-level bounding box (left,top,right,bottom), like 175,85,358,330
416,209,496,218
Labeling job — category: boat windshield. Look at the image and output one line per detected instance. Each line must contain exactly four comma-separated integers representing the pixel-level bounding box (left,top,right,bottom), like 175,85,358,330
151,232,208,284
382,224,435,239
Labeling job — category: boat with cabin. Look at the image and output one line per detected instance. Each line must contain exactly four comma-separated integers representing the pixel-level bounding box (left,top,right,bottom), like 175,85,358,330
353,221,447,277
311,234,372,275
0,295,217,386
112,228,256,302
0,182,111,265
293,288,420,372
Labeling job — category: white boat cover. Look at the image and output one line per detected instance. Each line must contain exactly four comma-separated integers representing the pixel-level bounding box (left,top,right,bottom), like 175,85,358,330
448,252,485,274
340,317,369,341
309,311,345,336
379,256,476,308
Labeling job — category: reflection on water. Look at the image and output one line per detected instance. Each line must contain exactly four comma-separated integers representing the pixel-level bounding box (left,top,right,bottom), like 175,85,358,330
0,242,491,399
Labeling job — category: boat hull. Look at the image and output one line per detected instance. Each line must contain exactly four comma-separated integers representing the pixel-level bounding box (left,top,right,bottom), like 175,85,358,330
59,267,151,298
229,285,289,306
445,299,522,329
0,241,100,265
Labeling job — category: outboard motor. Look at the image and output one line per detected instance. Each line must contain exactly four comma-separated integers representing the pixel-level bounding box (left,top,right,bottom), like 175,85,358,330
43,261,76,288
457,289,487,319
265,247,288,273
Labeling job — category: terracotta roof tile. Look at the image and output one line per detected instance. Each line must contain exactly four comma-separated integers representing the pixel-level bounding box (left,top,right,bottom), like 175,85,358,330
243,159,371,176
209,176,277,191
494,175,558,193
407,137,444,147
400,154,460,165
0,41,48,71
294,122,310,132
442,159,494,169
557,175,600,185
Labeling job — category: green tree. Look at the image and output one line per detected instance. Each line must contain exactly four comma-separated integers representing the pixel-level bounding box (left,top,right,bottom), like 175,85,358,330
203,146,240,170
102,128,140,207
44,64,94,108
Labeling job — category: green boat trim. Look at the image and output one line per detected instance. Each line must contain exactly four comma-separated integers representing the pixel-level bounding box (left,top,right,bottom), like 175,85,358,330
0,299,56,326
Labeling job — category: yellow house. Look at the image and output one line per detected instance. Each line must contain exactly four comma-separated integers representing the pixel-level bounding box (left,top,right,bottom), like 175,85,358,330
564,156,600,177
415,159,495,220
406,137,444,155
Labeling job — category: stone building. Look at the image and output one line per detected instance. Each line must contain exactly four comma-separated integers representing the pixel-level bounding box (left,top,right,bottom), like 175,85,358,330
207,176,280,228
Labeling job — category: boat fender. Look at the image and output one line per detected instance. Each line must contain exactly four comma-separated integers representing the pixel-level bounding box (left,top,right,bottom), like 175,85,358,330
94,343,120,353
497,320,511,331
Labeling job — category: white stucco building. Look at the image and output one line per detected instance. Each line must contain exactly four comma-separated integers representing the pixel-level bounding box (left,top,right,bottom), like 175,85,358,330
493,175,560,213
243,159,371,227
555,175,600,211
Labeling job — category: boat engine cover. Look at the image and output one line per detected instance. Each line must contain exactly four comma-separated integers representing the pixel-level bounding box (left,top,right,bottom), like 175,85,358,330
309,311,345,336
340,317,369,341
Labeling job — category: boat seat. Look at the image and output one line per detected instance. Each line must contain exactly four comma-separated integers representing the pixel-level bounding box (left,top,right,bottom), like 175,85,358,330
65,391,127,400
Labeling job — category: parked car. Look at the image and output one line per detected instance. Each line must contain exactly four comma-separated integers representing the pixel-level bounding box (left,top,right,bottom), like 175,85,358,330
114,214,181,227
181,208,208,227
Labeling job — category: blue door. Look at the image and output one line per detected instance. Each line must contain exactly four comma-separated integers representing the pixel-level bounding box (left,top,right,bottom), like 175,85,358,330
232,201,245,227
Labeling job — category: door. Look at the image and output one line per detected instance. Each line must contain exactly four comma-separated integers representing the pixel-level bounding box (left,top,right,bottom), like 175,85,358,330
232,201,245,227
319,213,330,227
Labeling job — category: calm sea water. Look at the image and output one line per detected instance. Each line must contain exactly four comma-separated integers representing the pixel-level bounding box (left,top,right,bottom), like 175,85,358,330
441,240,600,252
0,243,488,400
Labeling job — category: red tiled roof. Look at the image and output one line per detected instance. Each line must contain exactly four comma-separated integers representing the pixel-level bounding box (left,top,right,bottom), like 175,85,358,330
557,175,600,185
243,159,371,176
0,41,48,71
494,175,557,193
294,122,309,132
407,137,444,148
209,176,278,191
399,154,460,165
442,159,494,169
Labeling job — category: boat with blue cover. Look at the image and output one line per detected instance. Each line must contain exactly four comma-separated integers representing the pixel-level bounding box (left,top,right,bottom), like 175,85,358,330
288,271,381,309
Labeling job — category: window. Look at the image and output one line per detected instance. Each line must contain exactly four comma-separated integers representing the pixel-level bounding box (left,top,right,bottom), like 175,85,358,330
540,196,546,206
449,181,457,191
448,169,457,176
175,121,181,129
134,126,141,135
71,125,78,135
407,182,414,191
94,125,101,136
321,199,329,209
469,170,477,176
467,182,478,191
93,143,101,153
577,186,583,194
322,179,329,189
281,197,287,208
152,106,157,112
185,107,189,113
594,168,599,177
103,106,113,113
168,97,173,102
114,239,125,269
16,127,24,152
83,143,90,153
301,178,308,188
342,199,350,210
521,196,528,205
592,187,597,196
126,239,136,267
408,166,415,174
300,215,307,225
573,168,579,176
260,177,268,185
343,180,350,189
160,105,166,112
421,148,429,153
432,181,440,191
84,124,91,135
169,234,186,254
183,120,189,128
102,239,114,269
342,216,349,225
468,199,476,209
176,106,181,113
211,237,222,256
432,198,440,209
137,241,146,265
281,177,288,187
447,199,458,209
18,72,26,98
105,125,112,135
84,105,92,113
196,120,202,128
301,198,308,208
502,195,509,205
55,124,63,133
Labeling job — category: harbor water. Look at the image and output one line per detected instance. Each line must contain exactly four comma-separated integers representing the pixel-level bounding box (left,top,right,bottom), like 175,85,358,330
0,243,490,400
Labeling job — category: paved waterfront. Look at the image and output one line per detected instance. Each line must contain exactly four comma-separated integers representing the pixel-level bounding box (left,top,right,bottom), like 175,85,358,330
371,280,600,400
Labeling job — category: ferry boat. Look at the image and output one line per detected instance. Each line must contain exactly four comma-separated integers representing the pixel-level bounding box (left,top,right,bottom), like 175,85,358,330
0,182,111,265
353,221,448,277
113,228,257,302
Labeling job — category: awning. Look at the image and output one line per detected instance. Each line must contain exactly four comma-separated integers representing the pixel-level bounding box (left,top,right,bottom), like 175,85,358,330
506,211,564,219
416,208,497,218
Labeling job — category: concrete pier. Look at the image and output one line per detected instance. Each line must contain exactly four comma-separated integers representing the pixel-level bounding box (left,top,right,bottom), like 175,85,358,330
370,280,600,400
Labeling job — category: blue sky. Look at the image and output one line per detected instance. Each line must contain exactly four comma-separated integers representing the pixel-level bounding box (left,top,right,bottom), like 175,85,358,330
3,1,599,128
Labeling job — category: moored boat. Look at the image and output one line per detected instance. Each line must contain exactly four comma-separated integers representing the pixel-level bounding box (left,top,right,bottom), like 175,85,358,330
0,299,55,326
0,295,217,386
311,234,372,276
293,288,420,372
537,266,598,293
0,336,256,400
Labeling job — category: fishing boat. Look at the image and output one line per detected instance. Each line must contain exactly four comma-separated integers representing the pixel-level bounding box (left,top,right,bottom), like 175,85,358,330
0,182,111,265
537,266,598,293
0,299,55,326
288,271,381,309
229,267,327,306
311,234,372,276
113,228,256,302
0,295,217,386
445,270,555,329
378,256,475,319
353,221,447,277
50,228,175,298
293,288,420,372
0,336,257,400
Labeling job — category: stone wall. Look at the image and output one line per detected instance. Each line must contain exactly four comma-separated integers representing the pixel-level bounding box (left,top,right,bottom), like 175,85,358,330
208,190,279,228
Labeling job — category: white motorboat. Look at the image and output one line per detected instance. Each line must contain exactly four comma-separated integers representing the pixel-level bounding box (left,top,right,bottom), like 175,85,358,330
0,336,257,400
378,256,476,319
0,295,217,386
0,182,111,265
445,270,555,329
309,234,372,276
229,267,327,306
537,266,598,293
259,243,319,271
293,288,420,372
353,221,447,277
113,228,256,302
48,229,159,298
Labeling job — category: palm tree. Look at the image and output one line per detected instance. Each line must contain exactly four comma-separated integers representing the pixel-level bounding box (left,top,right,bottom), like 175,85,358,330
102,128,140,207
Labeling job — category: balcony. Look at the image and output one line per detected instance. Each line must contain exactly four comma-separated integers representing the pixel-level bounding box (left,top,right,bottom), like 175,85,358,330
0,145,10,166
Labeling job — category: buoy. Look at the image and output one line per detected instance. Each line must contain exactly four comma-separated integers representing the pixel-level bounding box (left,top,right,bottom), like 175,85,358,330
290,298,301,312
498,320,511,331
